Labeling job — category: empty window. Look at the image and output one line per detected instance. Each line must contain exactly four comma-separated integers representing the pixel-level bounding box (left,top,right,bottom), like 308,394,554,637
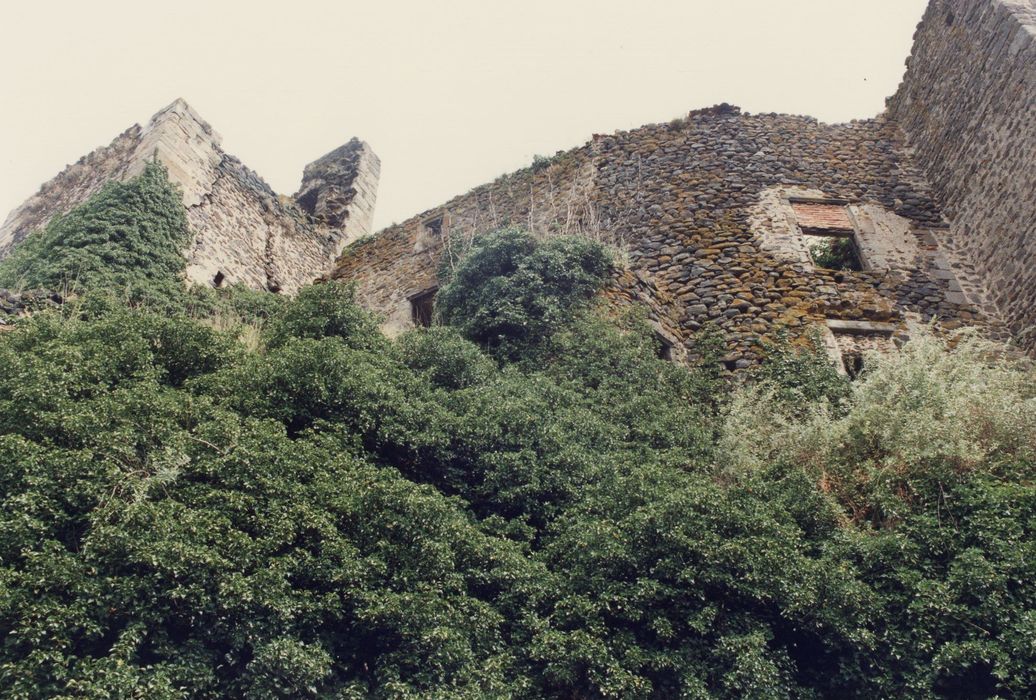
410,288,437,328
655,333,675,361
841,350,866,378
825,320,896,378
423,215,444,237
719,357,739,372
790,199,863,271
213,271,226,288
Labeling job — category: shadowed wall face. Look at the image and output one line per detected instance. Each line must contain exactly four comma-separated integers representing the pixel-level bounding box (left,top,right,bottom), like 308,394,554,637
889,0,1036,350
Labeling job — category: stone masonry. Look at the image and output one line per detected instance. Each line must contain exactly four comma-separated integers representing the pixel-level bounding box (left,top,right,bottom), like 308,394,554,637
888,0,1036,351
1,0,1031,364
0,99,380,294
330,108,1002,369
329,0,1034,366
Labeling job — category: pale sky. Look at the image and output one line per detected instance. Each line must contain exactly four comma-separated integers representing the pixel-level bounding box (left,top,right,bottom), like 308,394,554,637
0,0,928,231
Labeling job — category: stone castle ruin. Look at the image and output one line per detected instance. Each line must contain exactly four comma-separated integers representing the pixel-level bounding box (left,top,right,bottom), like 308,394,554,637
330,0,1036,368
0,99,379,294
2,0,1033,369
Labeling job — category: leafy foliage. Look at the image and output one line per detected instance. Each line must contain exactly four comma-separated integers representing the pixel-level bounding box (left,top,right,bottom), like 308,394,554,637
435,227,613,360
808,236,862,271
0,163,190,302
752,330,851,411
0,228,1033,698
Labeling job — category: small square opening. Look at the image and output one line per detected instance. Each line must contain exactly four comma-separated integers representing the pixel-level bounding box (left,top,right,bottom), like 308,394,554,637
825,320,897,378
423,215,444,237
653,330,676,361
842,351,866,379
410,288,437,328
213,271,226,288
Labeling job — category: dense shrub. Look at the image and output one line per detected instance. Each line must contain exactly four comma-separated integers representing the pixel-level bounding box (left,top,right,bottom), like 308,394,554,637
718,331,1036,695
435,227,612,360
395,327,496,391
262,282,384,352
0,308,544,698
0,228,1033,698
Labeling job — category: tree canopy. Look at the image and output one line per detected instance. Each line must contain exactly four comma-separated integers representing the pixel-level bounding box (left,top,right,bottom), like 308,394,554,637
0,220,1033,698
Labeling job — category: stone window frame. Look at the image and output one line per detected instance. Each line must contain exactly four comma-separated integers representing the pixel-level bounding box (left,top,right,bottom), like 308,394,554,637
787,196,868,271
821,319,897,377
414,212,451,254
652,323,684,363
653,329,675,362
409,286,438,328
423,214,446,237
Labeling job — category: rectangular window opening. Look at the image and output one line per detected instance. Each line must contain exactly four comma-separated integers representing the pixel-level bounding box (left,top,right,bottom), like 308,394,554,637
213,271,226,288
791,200,864,271
842,351,866,379
825,320,897,379
656,335,674,361
410,288,437,328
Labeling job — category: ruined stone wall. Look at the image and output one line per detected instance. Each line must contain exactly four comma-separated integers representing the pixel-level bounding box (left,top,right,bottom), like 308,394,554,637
330,105,1003,366
0,126,143,259
889,0,1036,349
591,108,991,367
330,146,600,335
0,99,380,295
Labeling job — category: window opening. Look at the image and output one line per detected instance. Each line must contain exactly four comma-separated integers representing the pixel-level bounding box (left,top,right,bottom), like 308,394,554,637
825,320,897,378
410,288,437,328
423,215,444,237
655,333,674,361
790,199,864,271
806,234,862,271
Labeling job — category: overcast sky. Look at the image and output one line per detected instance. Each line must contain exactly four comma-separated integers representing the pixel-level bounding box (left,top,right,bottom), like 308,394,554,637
0,0,928,231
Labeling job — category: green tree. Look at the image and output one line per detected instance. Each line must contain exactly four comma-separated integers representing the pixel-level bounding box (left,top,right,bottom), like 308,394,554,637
1,229,1033,698
435,227,612,360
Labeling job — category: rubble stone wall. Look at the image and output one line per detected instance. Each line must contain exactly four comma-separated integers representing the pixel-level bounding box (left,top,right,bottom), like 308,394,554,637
330,147,600,336
0,127,142,259
889,0,1036,349
331,106,1007,365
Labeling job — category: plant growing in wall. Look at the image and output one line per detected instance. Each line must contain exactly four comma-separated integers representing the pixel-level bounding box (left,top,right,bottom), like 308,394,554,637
0,162,190,301
809,236,862,271
435,226,613,360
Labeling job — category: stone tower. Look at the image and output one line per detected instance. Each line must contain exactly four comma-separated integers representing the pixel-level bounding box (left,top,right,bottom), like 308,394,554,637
294,138,380,257
0,99,380,294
